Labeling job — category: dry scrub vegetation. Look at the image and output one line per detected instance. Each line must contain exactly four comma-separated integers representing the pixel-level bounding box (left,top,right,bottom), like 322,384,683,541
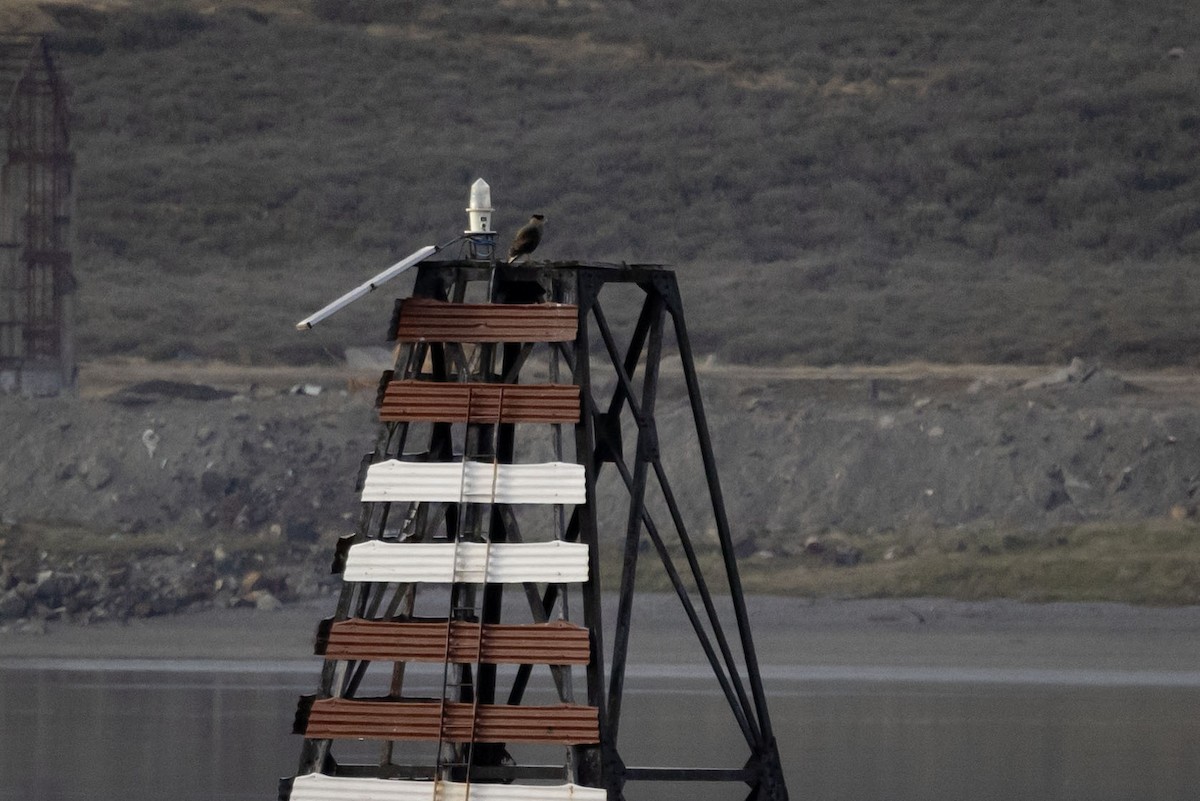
21,0,1200,368
724,522,1200,604
623,521,1200,605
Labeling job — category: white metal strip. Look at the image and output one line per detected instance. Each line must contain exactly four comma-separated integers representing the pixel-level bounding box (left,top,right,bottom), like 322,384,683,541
342,540,590,583
288,773,607,801
294,245,438,330
361,460,586,505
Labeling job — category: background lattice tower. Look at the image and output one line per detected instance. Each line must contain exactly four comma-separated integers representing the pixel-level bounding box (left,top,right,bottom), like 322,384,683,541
0,34,75,397
282,260,788,801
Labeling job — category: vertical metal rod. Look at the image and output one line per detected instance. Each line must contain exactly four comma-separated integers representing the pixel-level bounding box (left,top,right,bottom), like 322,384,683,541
605,295,663,740
570,279,609,791
666,301,777,748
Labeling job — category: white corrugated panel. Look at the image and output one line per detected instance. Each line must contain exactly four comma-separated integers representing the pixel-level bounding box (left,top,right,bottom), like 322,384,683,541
361,460,585,505
288,773,606,801
342,540,590,583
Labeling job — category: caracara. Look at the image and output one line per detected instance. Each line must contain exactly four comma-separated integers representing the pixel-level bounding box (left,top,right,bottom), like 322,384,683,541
507,214,545,263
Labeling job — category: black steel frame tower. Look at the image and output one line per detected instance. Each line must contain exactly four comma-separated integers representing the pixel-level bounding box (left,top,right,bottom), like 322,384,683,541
284,260,788,801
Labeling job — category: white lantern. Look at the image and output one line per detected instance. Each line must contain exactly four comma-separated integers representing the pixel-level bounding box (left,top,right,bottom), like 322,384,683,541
466,178,494,233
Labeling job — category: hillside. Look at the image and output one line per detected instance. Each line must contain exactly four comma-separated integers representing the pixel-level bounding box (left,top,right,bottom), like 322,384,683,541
5,0,1197,368
6,358,1200,627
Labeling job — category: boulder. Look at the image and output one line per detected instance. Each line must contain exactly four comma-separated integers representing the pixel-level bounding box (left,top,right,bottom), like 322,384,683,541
0,589,28,619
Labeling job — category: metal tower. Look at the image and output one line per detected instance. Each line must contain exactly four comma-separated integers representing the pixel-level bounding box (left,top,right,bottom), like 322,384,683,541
282,260,788,801
0,35,75,396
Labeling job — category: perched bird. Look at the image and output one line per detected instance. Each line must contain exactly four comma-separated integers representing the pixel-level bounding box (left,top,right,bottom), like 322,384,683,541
507,214,545,263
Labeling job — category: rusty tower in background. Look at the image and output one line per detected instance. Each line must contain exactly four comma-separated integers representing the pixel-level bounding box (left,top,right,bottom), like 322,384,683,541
0,34,75,396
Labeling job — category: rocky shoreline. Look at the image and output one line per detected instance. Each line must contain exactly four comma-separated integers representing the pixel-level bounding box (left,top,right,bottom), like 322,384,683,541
0,533,337,634
6,359,1200,631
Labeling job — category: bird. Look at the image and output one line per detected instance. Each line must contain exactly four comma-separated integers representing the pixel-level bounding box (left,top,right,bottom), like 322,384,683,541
507,214,545,263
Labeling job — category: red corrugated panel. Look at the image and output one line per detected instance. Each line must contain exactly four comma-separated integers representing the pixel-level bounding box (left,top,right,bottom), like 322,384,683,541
379,381,581,423
394,299,577,343
302,698,599,744
319,619,590,664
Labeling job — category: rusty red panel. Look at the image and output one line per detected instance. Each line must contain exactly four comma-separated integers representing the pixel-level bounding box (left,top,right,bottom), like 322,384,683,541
394,298,577,343
319,619,590,664
300,698,599,744
379,381,581,423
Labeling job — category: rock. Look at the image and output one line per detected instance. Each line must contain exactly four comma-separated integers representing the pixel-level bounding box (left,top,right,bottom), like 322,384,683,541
200,469,227,498
830,544,863,566
1002,533,1034,551
33,602,64,621
803,536,825,555
141,428,160,458
120,518,147,534
253,591,282,611
0,589,28,619
883,544,916,561
1169,504,1194,521
34,572,80,607
239,570,265,595
77,455,116,490
1112,467,1133,493
285,519,321,544
1023,357,1096,389
13,619,48,635
257,569,288,597
1045,488,1071,510
732,537,758,558
966,376,1004,394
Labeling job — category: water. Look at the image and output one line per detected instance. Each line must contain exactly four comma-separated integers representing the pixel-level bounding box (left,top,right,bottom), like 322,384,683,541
2,660,1199,801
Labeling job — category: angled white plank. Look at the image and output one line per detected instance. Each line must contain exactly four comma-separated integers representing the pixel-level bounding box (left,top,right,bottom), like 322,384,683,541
294,245,439,330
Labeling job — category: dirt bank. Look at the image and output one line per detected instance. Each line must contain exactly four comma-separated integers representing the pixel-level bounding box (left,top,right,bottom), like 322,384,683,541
7,357,1200,540
4,357,1200,625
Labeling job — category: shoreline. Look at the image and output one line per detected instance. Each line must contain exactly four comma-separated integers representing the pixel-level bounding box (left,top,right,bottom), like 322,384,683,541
4,595,1200,675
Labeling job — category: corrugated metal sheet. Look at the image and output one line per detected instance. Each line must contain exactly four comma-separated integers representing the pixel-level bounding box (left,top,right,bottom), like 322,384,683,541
394,298,577,343
318,619,590,664
341,540,590,584
379,381,580,424
286,773,606,801
361,460,586,505
298,698,599,744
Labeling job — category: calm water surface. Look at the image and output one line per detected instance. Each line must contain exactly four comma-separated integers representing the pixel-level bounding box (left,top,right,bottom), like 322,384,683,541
2,660,1198,801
